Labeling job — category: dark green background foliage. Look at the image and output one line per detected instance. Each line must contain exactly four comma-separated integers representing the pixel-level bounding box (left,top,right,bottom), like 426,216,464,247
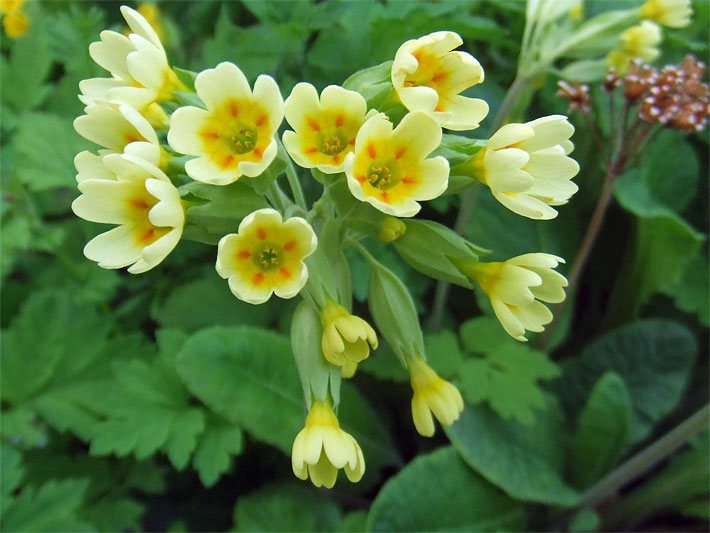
1,1,708,531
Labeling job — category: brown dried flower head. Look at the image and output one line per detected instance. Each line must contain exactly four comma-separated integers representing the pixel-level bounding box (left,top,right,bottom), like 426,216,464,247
556,80,591,113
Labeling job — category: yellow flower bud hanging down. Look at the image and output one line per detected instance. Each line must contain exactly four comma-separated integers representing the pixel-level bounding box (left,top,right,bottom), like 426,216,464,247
216,209,317,305
391,31,489,131
82,6,181,108
2,9,28,38
408,356,464,437
291,400,365,488
378,216,407,243
283,83,378,174
168,62,284,185
467,253,568,342
343,112,449,218
320,301,378,373
71,152,184,274
607,21,662,73
640,0,692,28
473,115,579,220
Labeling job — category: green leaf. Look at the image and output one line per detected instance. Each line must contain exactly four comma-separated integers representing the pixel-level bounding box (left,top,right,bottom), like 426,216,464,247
457,343,560,425
13,112,91,191
424,330,464,379
571,372,632,488
662,254,709,326
559,320,697,443
640,130,700,213
0,16,52,114
1,445,24,514
175,326,303,453
152,275,277,332
568,508,601,532
612,172,703,317
459,316,515,354
1,479,93,532
0,407,47,448
335,511,368,532
367,446,525,532
233,482,341,532
445,401,580,506
192,416,243,487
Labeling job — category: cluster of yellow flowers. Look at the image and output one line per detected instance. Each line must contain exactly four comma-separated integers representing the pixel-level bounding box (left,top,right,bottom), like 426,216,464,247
0,0,29,38
72,6,581,488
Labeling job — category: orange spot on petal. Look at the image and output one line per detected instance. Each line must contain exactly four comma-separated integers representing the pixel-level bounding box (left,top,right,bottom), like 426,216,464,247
130,198,149,210
306,117,321,132
395,147,406,159
221,154,235,169
335,114,344,127
201,131,220,140
253,272,265,285
279,267,291,279
367,143,376,159
305,147,318,154
256,114,267,127
257,228,267,240
229,101,238,117
253,147,263,158
356,175,366,184
381,191,390,202
138,228,156,244
284,240,296,251
431,71,448,83
402,176,416,185
237,250,251,259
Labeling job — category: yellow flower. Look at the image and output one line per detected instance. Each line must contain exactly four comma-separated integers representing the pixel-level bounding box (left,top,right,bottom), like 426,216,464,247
2,9,28,37
216,209,316,304
0,0,22,13
321,300,378,372
607,21,662,73
291,400,365,488
408,356,464,437
74,103,159,154
71,152,184,274
82,5,180,108
467,253,567,342
474,115,579,220
283,83,377,174
168,62,284,185
640,0,692,28
391,31,488,131
343,112,449,217
133,3,164,41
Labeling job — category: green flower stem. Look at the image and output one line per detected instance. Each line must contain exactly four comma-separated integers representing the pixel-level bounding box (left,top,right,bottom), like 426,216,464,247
278,138,307,211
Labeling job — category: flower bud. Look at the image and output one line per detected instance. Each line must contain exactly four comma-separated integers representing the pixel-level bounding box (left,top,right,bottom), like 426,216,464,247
320,300,378,376
378,216,406,243
408,356,464,437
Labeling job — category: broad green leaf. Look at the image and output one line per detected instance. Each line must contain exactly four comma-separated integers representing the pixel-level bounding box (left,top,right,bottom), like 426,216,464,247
571,372,632,488
458,343,559,425
233,482,341,532
459,316,514,354
152,275,277,332
612,172,703,318
424,330,464,379
0,16,52,113
1,445,23,514
0,407,47,448
335,511,368,532
84,498,144,533
445,401,580,506
192,415,243,487
175,326,303,453
663,254,709,326
1,479,93,532
13,112,91,191
640,130,700,213
559,320,697,443
367,446,525,531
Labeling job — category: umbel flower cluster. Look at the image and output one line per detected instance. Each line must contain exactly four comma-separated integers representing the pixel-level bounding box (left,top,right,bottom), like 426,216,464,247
72,7,580,488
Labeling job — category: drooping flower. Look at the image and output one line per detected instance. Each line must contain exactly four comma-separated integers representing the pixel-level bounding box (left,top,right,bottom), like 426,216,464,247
216,209,316,304
71,152,184,274
471,115,580,220
607,21,662,73
640,0,692,28
408,356,464,437
391,31,488,131
81,5,181,108
283,83,377,174
321,300,378,374
291,400,365,488
343,112,449,217
168,62,284,185
465,253,568,342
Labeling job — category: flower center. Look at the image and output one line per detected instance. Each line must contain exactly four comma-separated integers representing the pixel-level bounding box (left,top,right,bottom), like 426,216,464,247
254,242,282,271
230,127,257,154
368,165,392,189
319,133,347,155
